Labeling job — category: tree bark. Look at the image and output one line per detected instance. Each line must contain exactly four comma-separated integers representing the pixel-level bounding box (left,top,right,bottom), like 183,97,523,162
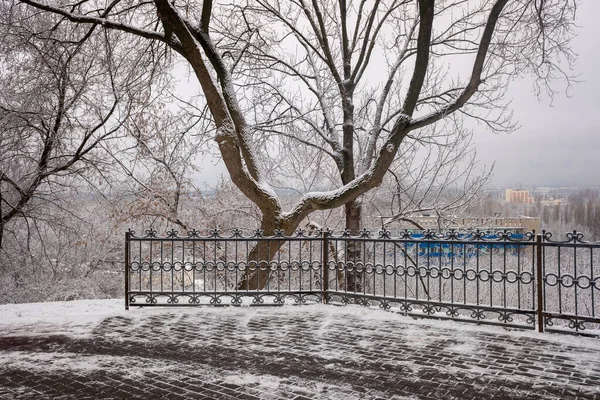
236,213,305,291
236,217,280,290
344,199,363,292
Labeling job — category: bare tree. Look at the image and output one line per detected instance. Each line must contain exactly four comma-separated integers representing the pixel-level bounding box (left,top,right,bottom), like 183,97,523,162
0,195,125,304
17,0,578,289
375,120,494,231
0,3,162,253
108,93,213,231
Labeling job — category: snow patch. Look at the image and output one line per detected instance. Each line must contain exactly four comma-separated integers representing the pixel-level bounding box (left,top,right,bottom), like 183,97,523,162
1,299,598,351
0,299,125,336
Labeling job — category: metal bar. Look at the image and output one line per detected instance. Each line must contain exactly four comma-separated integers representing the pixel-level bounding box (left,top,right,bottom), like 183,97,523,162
574,244,579,332
591,247,595,318
322,231,329,304
558,246,562,314
503,243,507,310
517,243,521,310
536,234,544,333
124,231,130,311
450,242,454,306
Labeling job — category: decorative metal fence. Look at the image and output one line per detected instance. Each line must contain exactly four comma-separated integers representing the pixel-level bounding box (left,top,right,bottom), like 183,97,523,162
125,228,600,336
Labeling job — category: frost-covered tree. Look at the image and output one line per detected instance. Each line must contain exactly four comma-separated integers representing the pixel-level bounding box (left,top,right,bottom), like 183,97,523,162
0,3,158,250
17,0,578,289
109,97,212,231
0,3,168,302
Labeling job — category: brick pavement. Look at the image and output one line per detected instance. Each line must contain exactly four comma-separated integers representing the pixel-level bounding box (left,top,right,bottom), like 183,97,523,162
1,305,600,399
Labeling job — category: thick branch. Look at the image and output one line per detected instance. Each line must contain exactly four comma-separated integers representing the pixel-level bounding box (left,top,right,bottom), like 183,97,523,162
409,0,510,130
401,0,435,116
19,0,183,53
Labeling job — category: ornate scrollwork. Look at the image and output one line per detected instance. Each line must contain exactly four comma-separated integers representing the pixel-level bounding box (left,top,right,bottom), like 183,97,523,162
566,230,585,243
567,318,586,331
445,229,459,240
542,230,596,245
252,229,264,238
166,229,179,238
359,228,371,238
470,309,486,320
472,229,485,240
422,229,436,240
541,230,553,242
379,229,391,239
524,231,535,241
498,312,514,323
126,226,579,243
422,305,436,315
379,300,392,310
544,315,600,334
144,228,158,238
187,229,200,238
271,229,283,238
231,228,243,238
495,230,511,241
399,229,412,240
446,308,460,317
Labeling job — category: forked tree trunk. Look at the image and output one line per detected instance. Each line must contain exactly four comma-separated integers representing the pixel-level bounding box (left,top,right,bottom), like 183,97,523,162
237,200,365,292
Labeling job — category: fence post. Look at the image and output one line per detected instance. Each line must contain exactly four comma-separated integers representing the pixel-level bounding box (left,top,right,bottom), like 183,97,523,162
536,233,544,333
125,230,130,311
322,231,329,304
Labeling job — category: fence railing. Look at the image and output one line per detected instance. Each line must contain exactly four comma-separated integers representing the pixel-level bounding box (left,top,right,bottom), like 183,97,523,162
125,228,600,336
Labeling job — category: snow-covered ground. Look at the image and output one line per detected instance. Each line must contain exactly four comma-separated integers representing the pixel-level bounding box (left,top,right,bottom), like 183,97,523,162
1,300,599,399
0,299,596,345
0,299,125,337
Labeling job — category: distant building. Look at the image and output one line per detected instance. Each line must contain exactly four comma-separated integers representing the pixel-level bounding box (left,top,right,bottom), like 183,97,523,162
541,198,568,206
505,189,535,204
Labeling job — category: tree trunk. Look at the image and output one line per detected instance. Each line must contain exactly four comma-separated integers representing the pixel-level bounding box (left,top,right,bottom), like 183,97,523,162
237,217,279,290
344,199,363,292
236,213,309,291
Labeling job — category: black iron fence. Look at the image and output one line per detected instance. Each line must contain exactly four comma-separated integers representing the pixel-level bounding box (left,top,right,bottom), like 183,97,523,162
125,228,600,336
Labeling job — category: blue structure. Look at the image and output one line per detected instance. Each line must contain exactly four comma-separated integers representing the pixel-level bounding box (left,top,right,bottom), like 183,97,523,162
401,232,527,259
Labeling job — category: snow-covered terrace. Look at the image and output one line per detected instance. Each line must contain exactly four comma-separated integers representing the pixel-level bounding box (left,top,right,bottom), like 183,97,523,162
1,300,599,399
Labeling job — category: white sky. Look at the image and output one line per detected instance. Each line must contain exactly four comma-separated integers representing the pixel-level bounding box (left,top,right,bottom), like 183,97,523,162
473,0,600,188
188,0,600,190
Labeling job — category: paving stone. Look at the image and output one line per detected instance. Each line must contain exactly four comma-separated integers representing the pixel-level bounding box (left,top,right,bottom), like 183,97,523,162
1,307,600,399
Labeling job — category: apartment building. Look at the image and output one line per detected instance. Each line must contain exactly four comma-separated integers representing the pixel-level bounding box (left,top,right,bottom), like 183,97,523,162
505,188,535,204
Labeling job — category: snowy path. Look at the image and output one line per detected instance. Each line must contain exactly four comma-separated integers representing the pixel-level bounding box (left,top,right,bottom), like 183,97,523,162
0,300,599,399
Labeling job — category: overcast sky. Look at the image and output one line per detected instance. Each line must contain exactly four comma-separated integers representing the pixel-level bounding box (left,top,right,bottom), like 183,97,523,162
195,1,599,190
473,0,600,188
